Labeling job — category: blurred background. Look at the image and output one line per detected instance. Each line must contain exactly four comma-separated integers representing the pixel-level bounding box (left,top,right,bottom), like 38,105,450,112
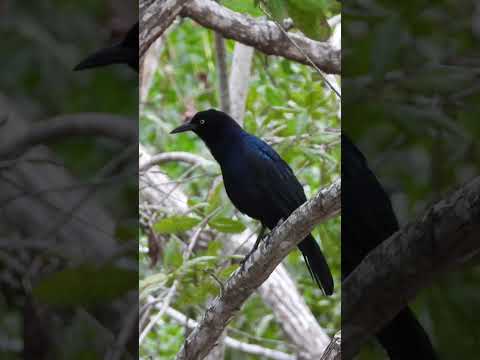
343,0,480,358
139,0,341,359
0,1,138,359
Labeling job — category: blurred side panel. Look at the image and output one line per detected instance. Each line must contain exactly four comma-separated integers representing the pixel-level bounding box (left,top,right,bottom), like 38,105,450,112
342,0,480,359
0,1,139,359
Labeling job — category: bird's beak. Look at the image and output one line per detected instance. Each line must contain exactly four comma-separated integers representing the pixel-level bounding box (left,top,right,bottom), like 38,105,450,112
74,44,128,71
170,120,197,134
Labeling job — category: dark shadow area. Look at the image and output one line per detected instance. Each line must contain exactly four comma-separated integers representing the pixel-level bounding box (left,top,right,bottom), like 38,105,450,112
342,1,480,359
0,2,138,359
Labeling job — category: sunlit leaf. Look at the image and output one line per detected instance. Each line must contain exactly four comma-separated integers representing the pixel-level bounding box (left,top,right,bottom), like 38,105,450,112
154,215,200,234
286,1,331,41
209,217,246,233
163,238,183,269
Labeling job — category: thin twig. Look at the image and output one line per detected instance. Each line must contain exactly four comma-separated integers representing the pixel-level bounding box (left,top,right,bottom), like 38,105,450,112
166,306,295,360
139,207,223,343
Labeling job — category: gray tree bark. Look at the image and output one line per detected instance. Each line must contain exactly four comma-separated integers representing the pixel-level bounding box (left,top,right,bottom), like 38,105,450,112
342,176,480,358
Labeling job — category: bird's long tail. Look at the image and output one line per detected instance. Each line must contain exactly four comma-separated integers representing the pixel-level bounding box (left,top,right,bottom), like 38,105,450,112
298,235,334,295
377,307,437,360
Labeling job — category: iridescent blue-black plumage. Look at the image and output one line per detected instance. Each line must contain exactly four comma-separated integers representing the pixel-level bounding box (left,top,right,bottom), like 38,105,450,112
171,109,334,295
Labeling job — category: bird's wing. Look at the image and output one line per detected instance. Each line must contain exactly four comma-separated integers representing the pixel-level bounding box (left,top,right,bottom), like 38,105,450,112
342,134,399,271
244,136,307,221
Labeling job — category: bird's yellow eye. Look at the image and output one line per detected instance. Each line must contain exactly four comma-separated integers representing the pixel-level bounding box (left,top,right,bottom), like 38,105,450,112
199,119,205,125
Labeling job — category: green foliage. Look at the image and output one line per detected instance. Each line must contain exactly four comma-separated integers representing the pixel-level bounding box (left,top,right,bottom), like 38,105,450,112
344,0,480,358
140,272,168,301
33,265,137,306
285,0,331,41
154,215,201,234
163,238,184,270
0,2,137,359
259,0,336,40
140,1,340,358
141,321,184,359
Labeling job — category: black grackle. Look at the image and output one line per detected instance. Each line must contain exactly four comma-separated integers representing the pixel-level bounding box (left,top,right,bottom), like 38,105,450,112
342,134,437,359
171,109,334,295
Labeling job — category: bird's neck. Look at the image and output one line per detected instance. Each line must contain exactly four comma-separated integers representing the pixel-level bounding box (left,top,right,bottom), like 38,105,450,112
204,127,246,163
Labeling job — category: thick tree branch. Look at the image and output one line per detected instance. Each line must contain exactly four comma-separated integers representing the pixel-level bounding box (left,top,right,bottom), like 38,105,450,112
181,0,339,74
140,0,339,73
174,179,341,360
0,113,136,160
342,176,480,359
227,231,331,358
320,331,341,360
0,97,117,261
139,0,191,60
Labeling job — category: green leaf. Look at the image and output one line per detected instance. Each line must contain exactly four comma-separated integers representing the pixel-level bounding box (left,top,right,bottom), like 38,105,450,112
209,217,246,233
33,265,137,306
286,1,331,41
163,238,183,270
153,215,200,234
207,181,224,212
206,240,222,256
218,264,239,279
140,272,168,300
260,0,331,40
266,86,283,105
263,0,289,21
181,256,218,273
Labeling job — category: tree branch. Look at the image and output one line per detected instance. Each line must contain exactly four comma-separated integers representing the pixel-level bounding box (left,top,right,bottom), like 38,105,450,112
0,113,136,160
0,96,118,263
228,233,331,357
139,151,215,172
320,331,341,360
174,178,341,360
140,0,339,73
180,0,340,74
140,36,164,103
342,176,480,359
214,31,231,114
165,306,295,360
140,0,191,60
229,43,254,124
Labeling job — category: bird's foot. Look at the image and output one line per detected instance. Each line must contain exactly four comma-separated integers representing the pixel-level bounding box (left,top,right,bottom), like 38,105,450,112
265,218,283,246
264,233,272,247
239,247,257,270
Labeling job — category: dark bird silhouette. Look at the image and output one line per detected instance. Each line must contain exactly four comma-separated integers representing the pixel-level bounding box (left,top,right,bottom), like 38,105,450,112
342,134,437,359
74,22,138,72
171,109,334,295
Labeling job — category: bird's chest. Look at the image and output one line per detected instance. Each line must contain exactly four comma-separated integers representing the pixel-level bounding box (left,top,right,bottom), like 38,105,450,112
220,158,266,220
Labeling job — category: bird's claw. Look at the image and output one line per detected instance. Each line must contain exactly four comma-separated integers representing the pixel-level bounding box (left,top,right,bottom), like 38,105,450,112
264,233,272,247
265,218,283,246
239,250,253,269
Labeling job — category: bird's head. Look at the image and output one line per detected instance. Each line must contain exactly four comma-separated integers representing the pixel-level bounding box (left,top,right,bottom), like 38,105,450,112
170,109,242,144
74,23,138,72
